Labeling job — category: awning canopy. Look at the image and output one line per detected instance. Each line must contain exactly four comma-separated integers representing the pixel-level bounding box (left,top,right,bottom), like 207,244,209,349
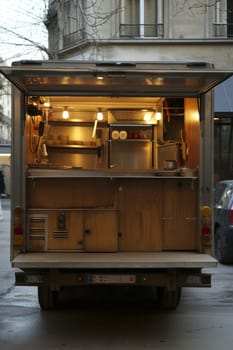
1,60,232,98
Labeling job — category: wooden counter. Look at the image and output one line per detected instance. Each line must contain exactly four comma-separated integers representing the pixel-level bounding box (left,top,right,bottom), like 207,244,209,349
26,168,199,253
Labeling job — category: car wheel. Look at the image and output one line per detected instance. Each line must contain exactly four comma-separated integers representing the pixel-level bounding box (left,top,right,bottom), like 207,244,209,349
157,287,182,310
214,227,232,264
38,286,58,310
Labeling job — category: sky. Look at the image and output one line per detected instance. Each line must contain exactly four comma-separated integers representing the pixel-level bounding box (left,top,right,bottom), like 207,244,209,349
0,0,48,64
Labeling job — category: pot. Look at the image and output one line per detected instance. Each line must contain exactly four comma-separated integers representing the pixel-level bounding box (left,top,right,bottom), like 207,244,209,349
180,167,196,177
164,160,177,170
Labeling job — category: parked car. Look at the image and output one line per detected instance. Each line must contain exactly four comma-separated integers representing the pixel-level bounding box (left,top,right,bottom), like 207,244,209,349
214,180,233,264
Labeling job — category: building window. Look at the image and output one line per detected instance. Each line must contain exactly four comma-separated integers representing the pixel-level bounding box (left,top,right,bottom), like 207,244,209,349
213,0,230,37
62,0,85,48
214,117,233,179
227,0,233,37
63,0,79,36
120,0,164,38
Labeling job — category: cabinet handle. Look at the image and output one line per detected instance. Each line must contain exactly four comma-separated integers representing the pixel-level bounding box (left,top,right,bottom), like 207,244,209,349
84,229,91,235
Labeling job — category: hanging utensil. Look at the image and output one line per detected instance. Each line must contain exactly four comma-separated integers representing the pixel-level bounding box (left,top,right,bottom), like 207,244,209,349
92,119,98,138
180,129,187,163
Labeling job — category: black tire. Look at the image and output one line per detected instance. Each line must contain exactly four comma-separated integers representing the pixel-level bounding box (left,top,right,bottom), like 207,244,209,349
157,287,182,310
38,286,58,310
214,227,233,264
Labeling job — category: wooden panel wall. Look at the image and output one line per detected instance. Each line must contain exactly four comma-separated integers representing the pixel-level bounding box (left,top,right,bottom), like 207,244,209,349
184,98,200,169
27,178,117,208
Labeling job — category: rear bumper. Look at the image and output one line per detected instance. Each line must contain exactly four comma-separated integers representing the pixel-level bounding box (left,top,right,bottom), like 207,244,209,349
15,268,212,289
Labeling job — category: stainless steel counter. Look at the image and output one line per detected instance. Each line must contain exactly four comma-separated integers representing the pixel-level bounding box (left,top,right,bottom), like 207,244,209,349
27,166,198,179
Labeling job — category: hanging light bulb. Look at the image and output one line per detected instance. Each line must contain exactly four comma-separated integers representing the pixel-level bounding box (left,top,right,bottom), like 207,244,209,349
155,111,162,121
144,111,153,121
96,108,103,121
62,106,69,119
44,101,50,108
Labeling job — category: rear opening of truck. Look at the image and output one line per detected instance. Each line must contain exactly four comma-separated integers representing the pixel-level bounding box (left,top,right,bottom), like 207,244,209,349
1,60,232,310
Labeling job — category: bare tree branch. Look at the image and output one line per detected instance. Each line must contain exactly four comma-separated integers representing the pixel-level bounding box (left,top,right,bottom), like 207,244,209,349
174,0,222,15
0,25,51,58
0,0,49,62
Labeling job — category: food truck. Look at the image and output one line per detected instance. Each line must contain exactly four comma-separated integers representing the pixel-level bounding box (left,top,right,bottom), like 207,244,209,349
1,60,232,310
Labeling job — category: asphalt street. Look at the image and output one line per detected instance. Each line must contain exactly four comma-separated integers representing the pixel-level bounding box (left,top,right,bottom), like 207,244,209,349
1,198,233,349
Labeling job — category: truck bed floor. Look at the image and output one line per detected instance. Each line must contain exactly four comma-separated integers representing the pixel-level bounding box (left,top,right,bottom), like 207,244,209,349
12,252,217,269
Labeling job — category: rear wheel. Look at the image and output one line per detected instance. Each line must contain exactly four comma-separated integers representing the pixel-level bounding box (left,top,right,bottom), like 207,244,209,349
38,286,58,310
157,287,182,310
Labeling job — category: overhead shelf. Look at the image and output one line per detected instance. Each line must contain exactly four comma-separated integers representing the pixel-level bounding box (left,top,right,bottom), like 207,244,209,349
46,144,103,150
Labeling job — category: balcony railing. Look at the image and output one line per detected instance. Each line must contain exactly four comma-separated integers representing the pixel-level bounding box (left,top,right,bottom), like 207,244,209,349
63,29,86,49
120,24,164,38
213,23,233,38
63,24,164,49
62,23,233,50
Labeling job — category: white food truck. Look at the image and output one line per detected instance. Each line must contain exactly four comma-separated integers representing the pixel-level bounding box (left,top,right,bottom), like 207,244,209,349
1,60,232,309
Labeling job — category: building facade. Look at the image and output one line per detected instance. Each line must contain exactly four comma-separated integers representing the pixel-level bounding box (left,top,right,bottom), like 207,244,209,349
45,0,233,179
46,0,233,69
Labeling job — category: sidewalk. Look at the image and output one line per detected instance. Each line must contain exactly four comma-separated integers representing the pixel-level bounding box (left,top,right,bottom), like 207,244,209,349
0,198,15,297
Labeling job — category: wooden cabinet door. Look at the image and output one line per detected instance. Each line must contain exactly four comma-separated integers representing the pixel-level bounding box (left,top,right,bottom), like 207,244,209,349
47,210,84,250
84,210,118,252
162,179,198,250
47,210,117,251
118,179,163,252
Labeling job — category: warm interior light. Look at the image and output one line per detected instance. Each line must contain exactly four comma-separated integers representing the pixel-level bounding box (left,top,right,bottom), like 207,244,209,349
62,106,69,119
155,111,162,121
97,109,104,121
144,111,153,121
44,101,50,108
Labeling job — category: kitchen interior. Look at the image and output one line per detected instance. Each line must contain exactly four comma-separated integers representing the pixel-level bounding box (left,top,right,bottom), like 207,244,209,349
26,95,199,173
26,95,200,253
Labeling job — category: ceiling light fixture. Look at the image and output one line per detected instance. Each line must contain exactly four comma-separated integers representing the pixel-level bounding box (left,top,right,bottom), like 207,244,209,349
155,111,162,121
44,101,50,108
62,106,69,119
96,108,104,121
143,111,153,121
